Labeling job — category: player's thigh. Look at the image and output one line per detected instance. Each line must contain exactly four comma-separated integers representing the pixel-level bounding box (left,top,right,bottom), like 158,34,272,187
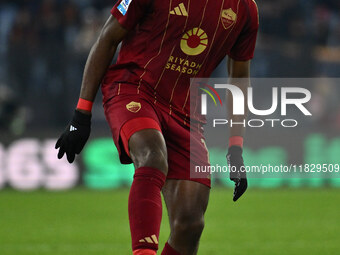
104,94,165,166
162,179,210,229
164,117,211,187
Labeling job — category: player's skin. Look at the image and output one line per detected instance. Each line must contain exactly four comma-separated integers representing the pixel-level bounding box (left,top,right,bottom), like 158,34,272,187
78,16,250,255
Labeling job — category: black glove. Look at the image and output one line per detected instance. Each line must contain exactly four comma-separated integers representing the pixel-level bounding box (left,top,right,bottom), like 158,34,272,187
55,110,91,163
227,146,247,202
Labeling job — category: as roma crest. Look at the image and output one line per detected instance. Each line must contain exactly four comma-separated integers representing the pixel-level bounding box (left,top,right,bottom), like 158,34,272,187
126,101,141,113
221,8,237,30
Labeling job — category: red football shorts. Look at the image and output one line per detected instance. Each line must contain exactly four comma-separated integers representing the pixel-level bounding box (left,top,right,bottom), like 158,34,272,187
103,91,211,188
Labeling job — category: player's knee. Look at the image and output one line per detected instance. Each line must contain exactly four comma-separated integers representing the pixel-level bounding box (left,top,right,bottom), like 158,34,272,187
134,146,168,174
130,143,168,175
172,214,205,241
129,129,168,175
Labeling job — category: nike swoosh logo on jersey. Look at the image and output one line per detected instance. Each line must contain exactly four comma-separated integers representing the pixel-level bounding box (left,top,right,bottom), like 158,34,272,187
170,3,188,16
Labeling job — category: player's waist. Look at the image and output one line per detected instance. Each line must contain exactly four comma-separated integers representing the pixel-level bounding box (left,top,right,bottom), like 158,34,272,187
101,82,205,126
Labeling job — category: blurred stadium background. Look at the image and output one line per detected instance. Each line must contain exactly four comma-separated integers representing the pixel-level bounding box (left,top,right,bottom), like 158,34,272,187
0,0,340,254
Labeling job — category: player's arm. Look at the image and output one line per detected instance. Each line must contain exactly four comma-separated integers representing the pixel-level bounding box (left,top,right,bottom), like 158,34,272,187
226,0,258,202
226,58,250,202
79,16,128,110
55,16,128,163
227,58,250,137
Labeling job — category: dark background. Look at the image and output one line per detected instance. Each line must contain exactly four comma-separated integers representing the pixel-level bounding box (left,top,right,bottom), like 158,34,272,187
0,0,339,136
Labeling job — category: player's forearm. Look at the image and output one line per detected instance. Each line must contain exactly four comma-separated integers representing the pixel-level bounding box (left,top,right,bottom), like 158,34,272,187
227,77,249,137
77,16,128,107
79,38,118,102
227,59,251,138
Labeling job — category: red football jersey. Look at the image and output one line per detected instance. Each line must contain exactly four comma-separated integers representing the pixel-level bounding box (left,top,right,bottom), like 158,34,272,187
102,0,259,121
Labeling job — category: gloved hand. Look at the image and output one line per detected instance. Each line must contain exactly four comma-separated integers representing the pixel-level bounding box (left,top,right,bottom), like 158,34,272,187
227,146,247,202
55,110,91,163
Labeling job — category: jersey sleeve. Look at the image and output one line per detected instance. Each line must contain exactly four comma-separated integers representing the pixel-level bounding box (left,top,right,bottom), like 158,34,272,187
111,0,152,30
229,0,259,61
